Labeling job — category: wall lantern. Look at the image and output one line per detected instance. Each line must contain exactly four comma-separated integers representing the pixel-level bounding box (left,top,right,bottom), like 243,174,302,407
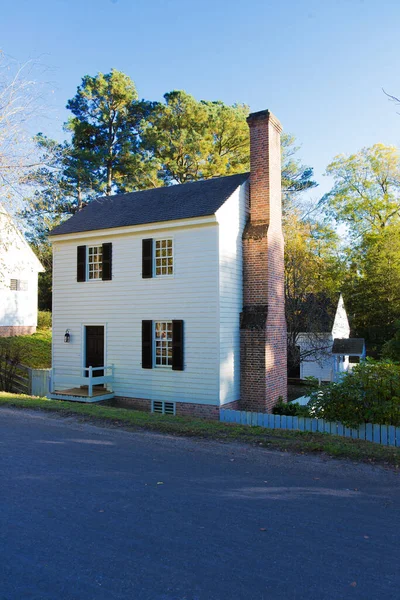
64,329,71,343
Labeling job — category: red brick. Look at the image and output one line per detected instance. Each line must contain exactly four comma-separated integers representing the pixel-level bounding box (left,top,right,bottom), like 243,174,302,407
240,110,287,412
113,397,220,421
0,326,36,337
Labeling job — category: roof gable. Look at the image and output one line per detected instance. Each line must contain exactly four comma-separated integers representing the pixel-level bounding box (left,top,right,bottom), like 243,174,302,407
50,172,249,237
292,293,341,333
0,207,44,273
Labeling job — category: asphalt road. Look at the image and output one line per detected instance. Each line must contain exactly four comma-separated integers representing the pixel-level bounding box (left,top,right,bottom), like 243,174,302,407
1,409,399,600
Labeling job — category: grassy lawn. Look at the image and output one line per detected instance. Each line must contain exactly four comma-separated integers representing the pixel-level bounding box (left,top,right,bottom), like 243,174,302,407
0,329,51,368
1,392,399,468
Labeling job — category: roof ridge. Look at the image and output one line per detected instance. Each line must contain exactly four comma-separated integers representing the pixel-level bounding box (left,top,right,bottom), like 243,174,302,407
50,171,249,236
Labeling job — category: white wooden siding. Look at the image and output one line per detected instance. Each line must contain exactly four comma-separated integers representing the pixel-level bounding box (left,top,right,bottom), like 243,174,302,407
0,209,43,329
297,333,334,381
301,355,334,382
0,273,39,327
52,222,220,404
216,182,248,405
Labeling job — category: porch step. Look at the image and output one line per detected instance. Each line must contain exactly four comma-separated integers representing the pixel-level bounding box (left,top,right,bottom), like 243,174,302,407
48,390,115,403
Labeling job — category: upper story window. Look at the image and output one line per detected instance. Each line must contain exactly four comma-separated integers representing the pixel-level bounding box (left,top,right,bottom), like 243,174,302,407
88,246,103,280
10,279,28,291
77,243,112,282
142,238,173,278
155,239,173,276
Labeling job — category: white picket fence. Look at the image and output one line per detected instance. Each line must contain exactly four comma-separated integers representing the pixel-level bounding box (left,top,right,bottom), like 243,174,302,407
220,409,400,448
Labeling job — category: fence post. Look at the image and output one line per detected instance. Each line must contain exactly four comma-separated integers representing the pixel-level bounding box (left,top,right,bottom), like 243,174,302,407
28,368,33,395
88,366,93,397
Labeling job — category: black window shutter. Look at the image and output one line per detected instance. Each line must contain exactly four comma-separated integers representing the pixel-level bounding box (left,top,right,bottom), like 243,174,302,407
77,246,86,282
142,239,153,278
142,320,153,369
102,243,112,280
172,320,184,371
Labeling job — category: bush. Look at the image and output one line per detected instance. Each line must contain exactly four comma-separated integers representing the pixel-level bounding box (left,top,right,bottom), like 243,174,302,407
37,310,52,330
382,320,400,362
0,341,22,392
308,359,400,427
272,398,310,417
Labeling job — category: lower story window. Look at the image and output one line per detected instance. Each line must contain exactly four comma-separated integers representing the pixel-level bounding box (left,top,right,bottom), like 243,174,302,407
154,321,172,367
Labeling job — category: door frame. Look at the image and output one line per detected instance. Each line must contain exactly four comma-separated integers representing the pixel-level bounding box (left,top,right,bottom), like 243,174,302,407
81,322,107,376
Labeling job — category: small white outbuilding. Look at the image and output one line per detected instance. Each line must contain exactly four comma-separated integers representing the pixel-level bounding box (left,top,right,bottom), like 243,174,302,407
0,206,44,336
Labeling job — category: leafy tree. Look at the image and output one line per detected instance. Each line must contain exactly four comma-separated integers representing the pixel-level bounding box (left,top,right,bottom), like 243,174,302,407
143,90,317,199
141,91,249,185
321,144,400,239
342,223,400,355
281,133,317,213
22,133,97,222
19,133,99,308
31,239,52,310
66,69,156,195
284,211,345,372
382,320,400,362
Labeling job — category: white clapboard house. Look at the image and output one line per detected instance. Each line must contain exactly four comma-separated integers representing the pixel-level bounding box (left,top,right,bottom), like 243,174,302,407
294,294,366,382
48,109,288,417
0,206,44,337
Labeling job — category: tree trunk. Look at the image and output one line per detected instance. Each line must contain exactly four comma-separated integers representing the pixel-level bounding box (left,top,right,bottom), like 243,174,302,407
77,184,83,211
106,162,112,196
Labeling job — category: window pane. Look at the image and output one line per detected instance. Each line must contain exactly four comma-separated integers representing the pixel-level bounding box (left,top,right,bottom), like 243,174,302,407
154,239,173,277
154,321,172,368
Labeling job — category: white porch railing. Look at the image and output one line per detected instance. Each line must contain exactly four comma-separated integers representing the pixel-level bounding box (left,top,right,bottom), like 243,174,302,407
50,365,114,397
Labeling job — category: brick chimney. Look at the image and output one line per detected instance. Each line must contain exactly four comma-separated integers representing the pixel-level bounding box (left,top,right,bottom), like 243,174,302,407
240,109,287,411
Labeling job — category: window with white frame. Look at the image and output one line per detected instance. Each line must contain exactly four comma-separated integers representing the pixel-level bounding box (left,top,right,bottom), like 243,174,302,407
154,321,173,367
154,239,173,276
10,279,28,291
87,246,103,280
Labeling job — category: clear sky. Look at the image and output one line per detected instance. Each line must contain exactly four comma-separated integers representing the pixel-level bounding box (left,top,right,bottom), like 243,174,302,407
2,0,399,197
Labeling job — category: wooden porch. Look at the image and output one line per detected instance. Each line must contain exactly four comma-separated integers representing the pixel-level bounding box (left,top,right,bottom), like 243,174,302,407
48,366,115,403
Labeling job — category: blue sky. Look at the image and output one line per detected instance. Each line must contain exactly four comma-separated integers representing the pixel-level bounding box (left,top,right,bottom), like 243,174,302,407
2,0,399,197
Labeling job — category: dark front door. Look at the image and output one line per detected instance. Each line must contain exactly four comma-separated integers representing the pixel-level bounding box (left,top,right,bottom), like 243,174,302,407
85,326,104,378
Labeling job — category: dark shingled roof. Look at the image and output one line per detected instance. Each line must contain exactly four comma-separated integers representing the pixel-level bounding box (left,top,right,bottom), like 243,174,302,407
288,293,341,333
332,338,365,356
50,172,249,236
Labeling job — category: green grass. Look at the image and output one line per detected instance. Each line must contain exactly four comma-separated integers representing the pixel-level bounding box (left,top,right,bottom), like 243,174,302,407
1,392,399,468
0,329,52,368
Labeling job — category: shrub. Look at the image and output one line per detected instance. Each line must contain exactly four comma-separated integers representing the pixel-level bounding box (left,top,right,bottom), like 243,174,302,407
0,341,22,392
382,320,400,362
38,310,52,330
272,399,310,417
308,359,400,427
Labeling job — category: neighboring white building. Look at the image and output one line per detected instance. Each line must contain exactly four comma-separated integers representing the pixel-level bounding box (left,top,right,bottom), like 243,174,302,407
0,206,44,337
295,294,366,382
48,110,288,417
